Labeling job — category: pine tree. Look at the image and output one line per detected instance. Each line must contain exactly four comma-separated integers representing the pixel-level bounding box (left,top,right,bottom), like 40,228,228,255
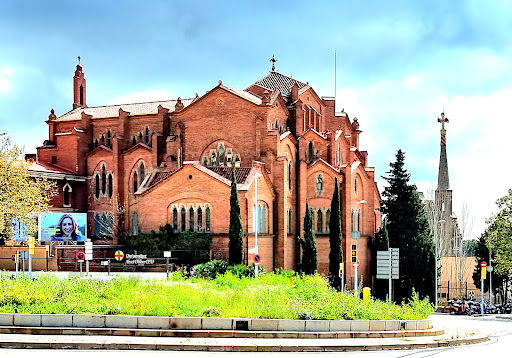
381,150,435,302
369,222,389,300
228,166,244,265
328,177,342,289
300,203,318,275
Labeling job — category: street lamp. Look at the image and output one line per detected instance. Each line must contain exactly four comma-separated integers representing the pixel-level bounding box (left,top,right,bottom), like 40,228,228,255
253,173,262,277
433,216,446,309
351,199,367,293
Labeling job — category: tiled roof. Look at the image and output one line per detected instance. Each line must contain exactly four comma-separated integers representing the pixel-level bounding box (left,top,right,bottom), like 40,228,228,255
248,72,308,98
220,85,262,105
206,167,252,184
148,170,177,188
28,162,77,175
56,98,194,121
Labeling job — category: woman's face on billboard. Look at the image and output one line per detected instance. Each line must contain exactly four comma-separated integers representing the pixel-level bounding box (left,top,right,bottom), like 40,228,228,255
62,218,74,237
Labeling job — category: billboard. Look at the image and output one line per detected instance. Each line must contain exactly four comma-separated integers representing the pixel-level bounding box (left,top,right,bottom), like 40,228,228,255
12,217,28,241
39,213,87,242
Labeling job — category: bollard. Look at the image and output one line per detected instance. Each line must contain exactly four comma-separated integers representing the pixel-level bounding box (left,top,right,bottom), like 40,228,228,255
362,287,371,302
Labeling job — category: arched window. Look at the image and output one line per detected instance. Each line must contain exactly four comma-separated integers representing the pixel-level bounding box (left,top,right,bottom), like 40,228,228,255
107,129,111,148
138,132,143,141
259,204,266,233
107,173,113,198
133,172,138,193
101,134,105,144
288,208,292,234
317,209,323,233
316,174,323,193
308,142,313,163
326,209,331,234
94,139,99,148
101,165,106,195
63,184,71,207
95,174,100,199
145,127,150,145
132,212,138,235
172,208,178,229
79,85,84,106
205,207,211,232
189,207,194,231
95,214,101,236
354,176,358,197
288,160,292,190
197,207,203,232
180,207,186,232
132,136,136,146
140,162,145,185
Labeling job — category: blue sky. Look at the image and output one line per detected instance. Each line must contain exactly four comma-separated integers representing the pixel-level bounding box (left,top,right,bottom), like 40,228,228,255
1,0,512,241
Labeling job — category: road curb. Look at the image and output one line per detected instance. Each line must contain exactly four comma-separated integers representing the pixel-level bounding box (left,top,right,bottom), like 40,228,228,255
0,333,489,352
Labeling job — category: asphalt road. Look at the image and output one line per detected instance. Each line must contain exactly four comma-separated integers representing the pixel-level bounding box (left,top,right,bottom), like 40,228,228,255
0,314,510,358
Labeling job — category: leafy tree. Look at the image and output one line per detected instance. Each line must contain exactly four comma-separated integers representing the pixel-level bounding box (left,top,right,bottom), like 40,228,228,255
369,222,389,300
328,177,342,289
228,165,244,265
381,149,435,302
299,203,317,275
475,190,512,302
485,189,512,274
0,135,56,243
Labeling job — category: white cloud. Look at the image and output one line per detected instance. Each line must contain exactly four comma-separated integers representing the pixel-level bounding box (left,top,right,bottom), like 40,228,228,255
0,68,14,93
442,89,512,240
402,75,419,89
111,89,175,104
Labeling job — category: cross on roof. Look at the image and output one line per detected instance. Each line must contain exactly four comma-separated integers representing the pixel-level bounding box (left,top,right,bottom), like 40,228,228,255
270,54,277,71
437,112,449,130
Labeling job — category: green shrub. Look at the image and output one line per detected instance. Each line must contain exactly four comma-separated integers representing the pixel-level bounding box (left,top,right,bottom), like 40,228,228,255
0,272,434,320
193,260,228,279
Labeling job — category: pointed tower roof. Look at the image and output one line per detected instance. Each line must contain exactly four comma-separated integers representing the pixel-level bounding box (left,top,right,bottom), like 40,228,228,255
437,112,450,191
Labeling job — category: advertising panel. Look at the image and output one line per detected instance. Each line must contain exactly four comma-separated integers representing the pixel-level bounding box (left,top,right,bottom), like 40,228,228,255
39,213,87,242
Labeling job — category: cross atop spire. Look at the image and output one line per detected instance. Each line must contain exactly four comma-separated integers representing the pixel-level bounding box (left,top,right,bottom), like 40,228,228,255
270,54,277,72
437,111,449,130
78,56,81,65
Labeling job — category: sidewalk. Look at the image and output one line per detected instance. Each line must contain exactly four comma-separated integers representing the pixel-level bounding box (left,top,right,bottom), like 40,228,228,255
0,326,488,352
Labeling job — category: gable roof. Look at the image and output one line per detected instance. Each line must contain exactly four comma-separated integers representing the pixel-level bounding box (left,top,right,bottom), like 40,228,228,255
27,162,86,181
56,98,194,121
206,166,253,184
248,71,308,99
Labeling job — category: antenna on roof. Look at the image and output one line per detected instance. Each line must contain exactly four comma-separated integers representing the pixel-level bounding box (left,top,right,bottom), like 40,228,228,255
334,49,337,109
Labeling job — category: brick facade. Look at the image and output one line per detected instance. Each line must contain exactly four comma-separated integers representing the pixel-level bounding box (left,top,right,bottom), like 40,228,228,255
36,64,381,288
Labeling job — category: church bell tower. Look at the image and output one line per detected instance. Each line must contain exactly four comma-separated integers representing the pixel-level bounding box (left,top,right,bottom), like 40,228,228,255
73,56,86,109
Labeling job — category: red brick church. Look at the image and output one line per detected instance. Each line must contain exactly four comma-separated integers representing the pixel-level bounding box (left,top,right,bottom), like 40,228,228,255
36,59,381,289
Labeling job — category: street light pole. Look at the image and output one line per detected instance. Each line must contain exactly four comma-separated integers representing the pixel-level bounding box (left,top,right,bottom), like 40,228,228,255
352,200,367,293
254,173,262,277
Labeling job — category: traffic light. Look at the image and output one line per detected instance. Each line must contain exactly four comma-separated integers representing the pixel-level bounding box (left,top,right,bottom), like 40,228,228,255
351,244,357,263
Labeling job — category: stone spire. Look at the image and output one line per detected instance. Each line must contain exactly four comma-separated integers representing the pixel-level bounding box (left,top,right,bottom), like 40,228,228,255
437,112,450,191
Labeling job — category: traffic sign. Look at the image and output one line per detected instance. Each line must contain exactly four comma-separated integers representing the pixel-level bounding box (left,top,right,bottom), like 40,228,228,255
28,236,35,255
254,254,261,263
163,251,171,258
76,251,85,260
114,250,124,261
480,261,487,267
85,253,93,261
352,261,360,268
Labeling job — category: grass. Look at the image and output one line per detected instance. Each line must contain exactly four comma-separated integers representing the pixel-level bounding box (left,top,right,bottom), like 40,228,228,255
0,271,434,320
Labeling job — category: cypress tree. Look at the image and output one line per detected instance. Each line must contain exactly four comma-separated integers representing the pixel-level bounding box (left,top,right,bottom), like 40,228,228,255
381,150,435,302
328,177,342,289
228,166,244,265
300,203,318,274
